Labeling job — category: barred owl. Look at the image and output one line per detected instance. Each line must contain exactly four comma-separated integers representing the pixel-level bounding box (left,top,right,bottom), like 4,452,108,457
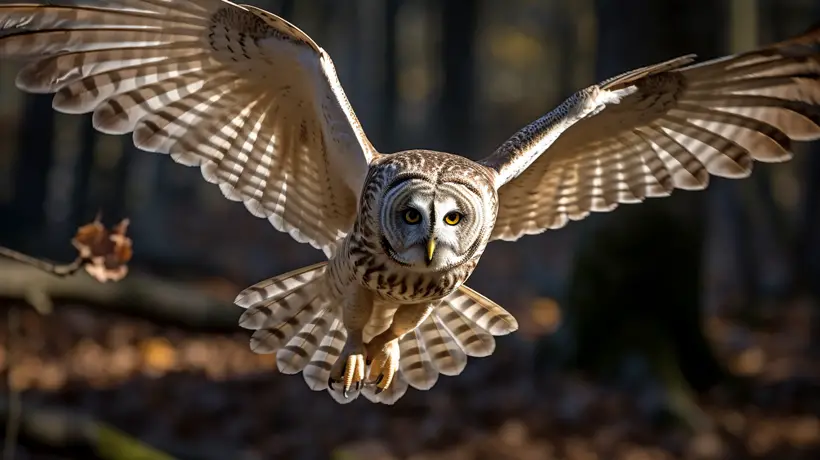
1,0,818,404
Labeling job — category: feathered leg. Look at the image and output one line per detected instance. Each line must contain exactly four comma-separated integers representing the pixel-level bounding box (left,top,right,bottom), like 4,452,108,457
366,302,434,393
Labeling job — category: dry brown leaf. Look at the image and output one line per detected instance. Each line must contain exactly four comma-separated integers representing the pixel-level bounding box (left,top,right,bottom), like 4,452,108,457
72,215,133,282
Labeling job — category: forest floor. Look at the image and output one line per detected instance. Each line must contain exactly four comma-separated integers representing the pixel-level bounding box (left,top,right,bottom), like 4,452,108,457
0,289,817,460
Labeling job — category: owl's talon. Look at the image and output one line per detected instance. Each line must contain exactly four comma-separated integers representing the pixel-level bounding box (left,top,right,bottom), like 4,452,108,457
330,341,367,398
366,338,400,393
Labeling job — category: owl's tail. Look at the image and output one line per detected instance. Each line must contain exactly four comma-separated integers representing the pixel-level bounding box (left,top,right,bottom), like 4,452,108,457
234,262,518,405
386,285,518,400
234,261,345,385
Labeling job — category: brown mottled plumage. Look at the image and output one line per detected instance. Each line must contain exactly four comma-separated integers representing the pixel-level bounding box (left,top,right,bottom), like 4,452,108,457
1,0,818,404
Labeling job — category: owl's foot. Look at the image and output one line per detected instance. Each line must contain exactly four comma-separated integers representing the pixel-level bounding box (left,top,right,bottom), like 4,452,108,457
329,340,367,398
366,338,400,394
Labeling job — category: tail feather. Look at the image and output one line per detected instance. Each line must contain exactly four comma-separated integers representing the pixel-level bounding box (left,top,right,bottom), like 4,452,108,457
446,285,519,336
328,380,360,404
235,262,328,308
302,318,345,392
362,372,408,405
237,264,353,400
237,275,325,331
236,264,360,403
416,313,467,376
276,306,333,374
392,284,516,393
434,301,496,358
236,265,519,405
235,262,327,329
248,291,322,354
398,327,438,391
311,319,362,404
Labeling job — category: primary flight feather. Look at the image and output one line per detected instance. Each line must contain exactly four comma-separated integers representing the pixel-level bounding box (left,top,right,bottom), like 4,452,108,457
1,0,818,404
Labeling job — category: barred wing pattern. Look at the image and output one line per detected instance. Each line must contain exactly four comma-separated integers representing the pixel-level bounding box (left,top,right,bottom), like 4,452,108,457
0,0,377,256
487,26,820,241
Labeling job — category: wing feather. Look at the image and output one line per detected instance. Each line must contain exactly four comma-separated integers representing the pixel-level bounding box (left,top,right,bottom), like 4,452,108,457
485,26,820,241
0,0,378,256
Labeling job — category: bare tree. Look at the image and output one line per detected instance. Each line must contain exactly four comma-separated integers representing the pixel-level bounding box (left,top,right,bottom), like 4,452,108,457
556,0,733,431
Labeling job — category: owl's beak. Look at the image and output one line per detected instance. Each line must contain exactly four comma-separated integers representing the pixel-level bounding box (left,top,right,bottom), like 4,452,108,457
425,238,437,264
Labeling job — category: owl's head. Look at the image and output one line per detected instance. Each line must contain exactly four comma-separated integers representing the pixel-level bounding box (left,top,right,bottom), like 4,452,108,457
378,174,490,272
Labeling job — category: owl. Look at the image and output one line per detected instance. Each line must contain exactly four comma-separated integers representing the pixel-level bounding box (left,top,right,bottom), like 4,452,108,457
1,0,818,404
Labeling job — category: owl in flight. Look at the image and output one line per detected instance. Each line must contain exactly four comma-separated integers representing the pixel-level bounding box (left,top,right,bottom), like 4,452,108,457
1,0,818,404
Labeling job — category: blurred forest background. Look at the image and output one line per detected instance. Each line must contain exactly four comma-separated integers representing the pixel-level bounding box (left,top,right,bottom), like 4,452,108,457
0,0,819,459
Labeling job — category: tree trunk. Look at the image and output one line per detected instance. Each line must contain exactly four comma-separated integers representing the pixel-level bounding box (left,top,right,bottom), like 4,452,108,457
380,0,400,150
69,118,96,232
438,0,478,155
550,0,732,431
7,95,56,253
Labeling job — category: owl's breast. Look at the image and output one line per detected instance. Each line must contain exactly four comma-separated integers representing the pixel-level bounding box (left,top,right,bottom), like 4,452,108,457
358,250,480,304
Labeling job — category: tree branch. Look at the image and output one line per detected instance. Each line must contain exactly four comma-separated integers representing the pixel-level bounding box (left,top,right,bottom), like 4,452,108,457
0,260,241,332
0,246,83,277
0,218,241,331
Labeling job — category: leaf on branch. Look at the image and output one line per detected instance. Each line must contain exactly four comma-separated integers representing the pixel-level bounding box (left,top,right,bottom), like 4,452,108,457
71,217,133,283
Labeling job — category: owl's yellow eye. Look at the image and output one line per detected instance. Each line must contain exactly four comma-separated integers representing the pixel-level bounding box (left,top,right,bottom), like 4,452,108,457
444,212,462,226
404,208,421,224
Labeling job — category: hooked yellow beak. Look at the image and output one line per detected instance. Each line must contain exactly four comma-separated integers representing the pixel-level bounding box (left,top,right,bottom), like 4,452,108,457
426,238,436,264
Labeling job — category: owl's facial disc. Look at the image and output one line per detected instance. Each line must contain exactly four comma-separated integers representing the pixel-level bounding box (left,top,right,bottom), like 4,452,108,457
380,178,484,272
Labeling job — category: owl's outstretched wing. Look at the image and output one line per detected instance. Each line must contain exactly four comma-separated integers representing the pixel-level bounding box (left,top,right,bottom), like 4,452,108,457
482,25,820,242
0,0,377,257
